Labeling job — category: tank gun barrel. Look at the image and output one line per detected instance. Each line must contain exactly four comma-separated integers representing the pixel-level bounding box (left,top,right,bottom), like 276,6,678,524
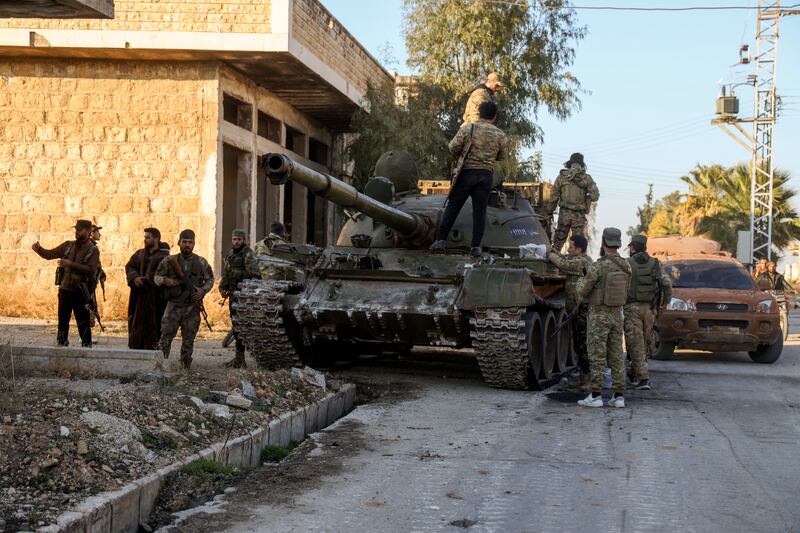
262,153,430,241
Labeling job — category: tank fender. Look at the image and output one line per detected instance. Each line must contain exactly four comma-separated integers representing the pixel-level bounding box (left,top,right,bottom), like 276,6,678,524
456,267,538,310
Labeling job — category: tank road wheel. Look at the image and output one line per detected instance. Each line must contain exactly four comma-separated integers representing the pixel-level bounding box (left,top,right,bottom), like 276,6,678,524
469,308,540,390
538,311,557,380
553,309,571,374
233,279,305,370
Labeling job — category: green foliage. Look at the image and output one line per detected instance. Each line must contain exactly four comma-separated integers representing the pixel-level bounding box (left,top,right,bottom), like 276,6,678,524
260,441,299,463
180,459,232,477
628,184,655,237
348,1,585,184
634,163,800,254
348,82,451,185
403,0,586,144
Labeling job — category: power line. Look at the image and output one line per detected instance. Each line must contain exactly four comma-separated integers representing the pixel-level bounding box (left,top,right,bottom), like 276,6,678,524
476,0,800,12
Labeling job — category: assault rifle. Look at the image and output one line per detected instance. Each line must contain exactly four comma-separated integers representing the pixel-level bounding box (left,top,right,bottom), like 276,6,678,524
79,282,105,332
167,257,213,332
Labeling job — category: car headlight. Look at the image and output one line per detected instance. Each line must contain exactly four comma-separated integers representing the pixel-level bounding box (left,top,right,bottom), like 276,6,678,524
756,299,774,313
666,297,695,311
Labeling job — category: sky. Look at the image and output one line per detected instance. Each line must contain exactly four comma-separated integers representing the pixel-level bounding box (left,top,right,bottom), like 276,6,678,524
320,0,800,253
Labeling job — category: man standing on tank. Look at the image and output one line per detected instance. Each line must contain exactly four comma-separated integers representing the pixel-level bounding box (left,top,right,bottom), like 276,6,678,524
576,228,632,408
431,101,508,257
548,153,600,252
462,72,504,125
547,234,593,391
623,235,672,391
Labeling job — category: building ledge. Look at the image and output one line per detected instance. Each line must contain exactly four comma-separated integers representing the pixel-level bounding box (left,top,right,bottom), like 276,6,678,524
0,0,113,19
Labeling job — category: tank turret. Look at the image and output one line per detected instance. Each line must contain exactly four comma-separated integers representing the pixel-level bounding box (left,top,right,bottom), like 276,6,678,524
262,153,435,247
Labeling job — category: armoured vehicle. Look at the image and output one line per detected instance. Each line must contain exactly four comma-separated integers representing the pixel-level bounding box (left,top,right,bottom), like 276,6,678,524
234,151,573,389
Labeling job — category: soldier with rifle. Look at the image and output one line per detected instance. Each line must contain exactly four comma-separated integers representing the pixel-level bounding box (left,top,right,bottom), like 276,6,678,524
32,219,101,347
154,229,214,370
219,228,260,368
623,235,672,390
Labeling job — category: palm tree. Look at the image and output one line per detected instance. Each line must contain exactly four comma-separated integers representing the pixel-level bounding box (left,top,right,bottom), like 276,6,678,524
697,164,800,253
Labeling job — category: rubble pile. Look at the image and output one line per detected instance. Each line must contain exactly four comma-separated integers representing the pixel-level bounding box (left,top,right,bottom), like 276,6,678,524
0,368,333,530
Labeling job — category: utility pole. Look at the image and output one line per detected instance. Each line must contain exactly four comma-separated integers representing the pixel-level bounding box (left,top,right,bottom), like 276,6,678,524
712,0,799,263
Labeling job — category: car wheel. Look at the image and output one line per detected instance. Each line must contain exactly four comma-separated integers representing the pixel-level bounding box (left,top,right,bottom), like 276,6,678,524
652,341,675,360
749,335,783,364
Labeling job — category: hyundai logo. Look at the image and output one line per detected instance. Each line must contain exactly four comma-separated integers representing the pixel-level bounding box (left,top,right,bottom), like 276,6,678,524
716,304,729,311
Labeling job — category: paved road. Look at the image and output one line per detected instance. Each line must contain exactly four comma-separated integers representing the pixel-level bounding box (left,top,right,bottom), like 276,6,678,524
176,318,800,533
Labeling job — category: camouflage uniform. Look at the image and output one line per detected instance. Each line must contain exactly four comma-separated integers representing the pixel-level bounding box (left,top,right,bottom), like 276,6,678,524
154,253,214,368
219,243,260,363
576,251,632,393
435,119,508,249
548,165,600,252
254,233,289,280
547,251,593,376
462,85,494,125
624,246,672,382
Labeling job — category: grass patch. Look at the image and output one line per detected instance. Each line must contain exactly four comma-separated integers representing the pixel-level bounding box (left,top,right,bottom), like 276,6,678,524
180,459,233,477
260,441,299,463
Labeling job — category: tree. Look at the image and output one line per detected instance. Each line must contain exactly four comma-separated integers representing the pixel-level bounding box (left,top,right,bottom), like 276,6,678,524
628,184,655,237
695,164,800,253
347,82,451,186
645,191,682,237
632,163,800,254
403,0,586,145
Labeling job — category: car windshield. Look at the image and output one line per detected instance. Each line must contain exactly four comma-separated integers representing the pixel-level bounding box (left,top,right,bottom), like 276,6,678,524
664,260,754,290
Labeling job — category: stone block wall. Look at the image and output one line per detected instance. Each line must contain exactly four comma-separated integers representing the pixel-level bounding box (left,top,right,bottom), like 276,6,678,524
0,0,271,33
292,0,392,94
0,59,220,319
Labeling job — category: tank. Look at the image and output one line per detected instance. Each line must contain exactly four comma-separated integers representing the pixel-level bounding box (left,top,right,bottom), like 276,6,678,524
233,152,573,390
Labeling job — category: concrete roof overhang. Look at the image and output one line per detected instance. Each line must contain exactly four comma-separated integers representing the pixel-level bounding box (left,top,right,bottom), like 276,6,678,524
0,0,113,19
0,44,364,131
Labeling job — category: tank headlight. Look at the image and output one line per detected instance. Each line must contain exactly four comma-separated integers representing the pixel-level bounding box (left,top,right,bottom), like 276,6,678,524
666,297,695,312
756,299,774,313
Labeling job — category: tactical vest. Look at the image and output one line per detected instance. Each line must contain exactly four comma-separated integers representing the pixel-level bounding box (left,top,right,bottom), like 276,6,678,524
61,240,98,290
163,254,207,303
588,256,630,307
627,255,659,304
559,171,591,211
225,247,252,287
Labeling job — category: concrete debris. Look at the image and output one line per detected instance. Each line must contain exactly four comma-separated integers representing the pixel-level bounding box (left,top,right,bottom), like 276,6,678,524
290,366,327,389
207,390,228,404
59,425,70,437
201,403,232,419
226,393,253,410
188,396,205,410
240,380,257,399
76,440,89,455
40,458,59,469
79,410,149,459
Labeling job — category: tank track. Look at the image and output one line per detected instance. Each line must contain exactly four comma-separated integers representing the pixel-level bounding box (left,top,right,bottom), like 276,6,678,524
469,307,534,390
233,279,303,369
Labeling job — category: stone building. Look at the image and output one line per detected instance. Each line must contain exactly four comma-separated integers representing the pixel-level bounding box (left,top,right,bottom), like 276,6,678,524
0,0,391,317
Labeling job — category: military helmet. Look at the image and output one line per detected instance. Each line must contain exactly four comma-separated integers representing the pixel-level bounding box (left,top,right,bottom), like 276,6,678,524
373,150,419,193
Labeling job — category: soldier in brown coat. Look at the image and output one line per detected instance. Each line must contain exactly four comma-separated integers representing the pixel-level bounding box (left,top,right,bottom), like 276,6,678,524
125,227,170,349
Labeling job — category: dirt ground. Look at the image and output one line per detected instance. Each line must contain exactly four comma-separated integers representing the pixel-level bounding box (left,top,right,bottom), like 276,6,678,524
0,318,341,532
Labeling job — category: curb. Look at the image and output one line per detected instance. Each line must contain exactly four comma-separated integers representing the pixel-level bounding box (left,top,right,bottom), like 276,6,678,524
38,384,356,533
1,344,159,378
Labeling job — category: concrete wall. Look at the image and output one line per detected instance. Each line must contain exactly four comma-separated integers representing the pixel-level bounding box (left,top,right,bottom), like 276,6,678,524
0,59,220,319
291,0,390,95
0,0,271,33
